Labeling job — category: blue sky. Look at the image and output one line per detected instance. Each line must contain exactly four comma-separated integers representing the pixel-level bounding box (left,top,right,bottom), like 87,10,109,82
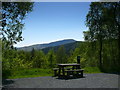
14,2,91,47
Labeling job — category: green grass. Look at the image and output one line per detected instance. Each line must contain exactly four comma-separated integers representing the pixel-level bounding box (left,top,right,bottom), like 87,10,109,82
3,68,53,79
83,67,102,73
3,67,102,79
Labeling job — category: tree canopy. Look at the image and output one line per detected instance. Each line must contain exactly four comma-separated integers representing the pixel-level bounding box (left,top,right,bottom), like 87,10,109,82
85,2,120,70
1,2,34,48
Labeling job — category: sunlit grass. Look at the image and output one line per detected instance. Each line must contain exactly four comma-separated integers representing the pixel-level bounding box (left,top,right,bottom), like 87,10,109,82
3,68,53,79
83,67,102,73
3,67,103,79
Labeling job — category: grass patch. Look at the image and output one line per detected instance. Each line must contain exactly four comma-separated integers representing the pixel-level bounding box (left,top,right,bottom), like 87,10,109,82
3,67,102,79
83,67,102,73
3,68,53,79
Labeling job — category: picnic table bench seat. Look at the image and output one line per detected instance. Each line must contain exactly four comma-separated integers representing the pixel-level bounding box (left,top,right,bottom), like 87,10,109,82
53,67,73,76
65,69,84,77
53,68,58,76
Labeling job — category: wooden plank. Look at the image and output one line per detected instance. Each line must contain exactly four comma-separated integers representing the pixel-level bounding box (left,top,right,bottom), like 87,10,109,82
65,69,84,72
57,63,80,66
53,68,59,70
53,67,73,70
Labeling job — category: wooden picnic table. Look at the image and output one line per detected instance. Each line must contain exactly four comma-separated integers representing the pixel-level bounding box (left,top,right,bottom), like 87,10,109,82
57,63,81,77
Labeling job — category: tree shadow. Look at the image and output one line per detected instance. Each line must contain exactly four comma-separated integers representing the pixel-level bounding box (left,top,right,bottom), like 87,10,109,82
104,72,120,75
100,69,120,75
99,67,120,75
2,79,15,88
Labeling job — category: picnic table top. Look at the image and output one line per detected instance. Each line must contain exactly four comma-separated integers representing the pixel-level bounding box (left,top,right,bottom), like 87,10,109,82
57,63,80,66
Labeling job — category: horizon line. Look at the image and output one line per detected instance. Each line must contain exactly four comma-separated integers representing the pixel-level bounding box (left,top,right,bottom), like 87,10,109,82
15,38,84,48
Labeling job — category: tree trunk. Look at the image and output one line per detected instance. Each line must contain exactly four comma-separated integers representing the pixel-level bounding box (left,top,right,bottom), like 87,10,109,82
118,25,120,69
99,36,102,69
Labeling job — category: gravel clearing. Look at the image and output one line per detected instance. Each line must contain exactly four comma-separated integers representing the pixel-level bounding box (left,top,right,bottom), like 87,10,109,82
2,73,119,88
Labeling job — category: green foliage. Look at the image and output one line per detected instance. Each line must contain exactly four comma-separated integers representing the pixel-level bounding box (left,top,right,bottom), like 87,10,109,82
85,2,120,72
2,39,119,79
1,2,34,48
2,49,32,70
2,68,52,79
84,67,101,73
47,49,56,68
31,50,47,68
67,49,75,63
56,45,67,63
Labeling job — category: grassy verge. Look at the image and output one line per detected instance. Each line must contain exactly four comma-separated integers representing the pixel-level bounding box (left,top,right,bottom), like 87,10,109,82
83,67,102,73
3,68,53,79
3,67,102,79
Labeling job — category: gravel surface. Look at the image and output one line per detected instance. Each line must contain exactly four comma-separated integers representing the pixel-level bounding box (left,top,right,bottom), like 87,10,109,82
2,73,119,88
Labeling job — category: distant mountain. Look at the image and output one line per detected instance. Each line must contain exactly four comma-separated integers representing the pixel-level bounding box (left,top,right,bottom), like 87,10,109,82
41,41,82,54
17,39,77,51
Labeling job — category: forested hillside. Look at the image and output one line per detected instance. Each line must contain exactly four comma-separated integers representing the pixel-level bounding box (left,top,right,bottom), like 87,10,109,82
2,41,81,70
17,39,76,51
41,41,80,54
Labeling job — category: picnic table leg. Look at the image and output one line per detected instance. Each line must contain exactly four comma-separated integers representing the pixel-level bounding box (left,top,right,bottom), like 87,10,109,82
72,66,75,75
54,70,57,77
62,66,65,77
58,66,61,78
72,66,74,70
81,70,83,77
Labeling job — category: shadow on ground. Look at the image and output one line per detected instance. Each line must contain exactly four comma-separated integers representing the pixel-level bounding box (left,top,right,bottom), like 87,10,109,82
105,72,120,75
55,76,86,80
2,79,14,88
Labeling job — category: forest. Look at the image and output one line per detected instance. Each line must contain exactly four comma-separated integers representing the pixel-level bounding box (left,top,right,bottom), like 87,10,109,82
1,2,120,79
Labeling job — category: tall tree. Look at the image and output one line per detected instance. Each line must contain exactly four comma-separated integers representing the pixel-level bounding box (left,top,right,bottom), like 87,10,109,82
103,2,120,66
56,45,67,63
47,49,56,68
86,2,120,70
31,48,35,60
32,50,45,68
1,2,34,48
86,2,104,69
